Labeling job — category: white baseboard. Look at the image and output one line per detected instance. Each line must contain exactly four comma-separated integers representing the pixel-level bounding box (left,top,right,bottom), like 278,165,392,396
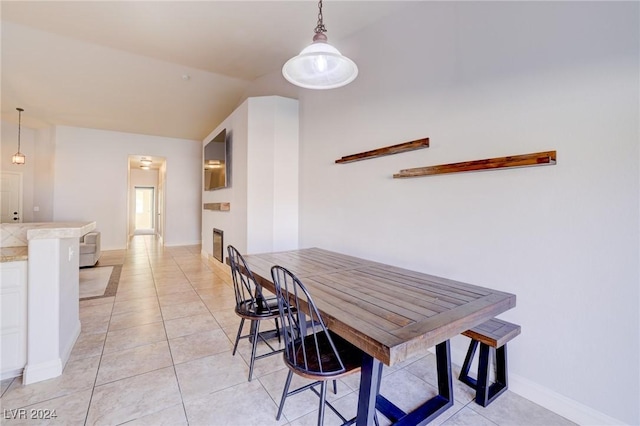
22,358,62,385
164,240,201,247
205,253,230,274
1,368,23,381
447,346,625,426
60,320,81,368
508,373,625,426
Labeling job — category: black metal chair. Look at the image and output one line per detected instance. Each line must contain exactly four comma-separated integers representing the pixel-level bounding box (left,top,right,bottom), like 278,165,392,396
271,265,365,426
227,245,284,381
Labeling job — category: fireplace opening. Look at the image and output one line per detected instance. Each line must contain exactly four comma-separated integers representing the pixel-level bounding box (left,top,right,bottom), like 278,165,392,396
213,228,224,263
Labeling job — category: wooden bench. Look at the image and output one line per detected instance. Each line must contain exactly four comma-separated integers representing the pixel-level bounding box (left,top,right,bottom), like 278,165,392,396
458,318,521,407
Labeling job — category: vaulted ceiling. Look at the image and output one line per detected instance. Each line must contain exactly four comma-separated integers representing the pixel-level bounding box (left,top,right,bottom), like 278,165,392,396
1,1,409,140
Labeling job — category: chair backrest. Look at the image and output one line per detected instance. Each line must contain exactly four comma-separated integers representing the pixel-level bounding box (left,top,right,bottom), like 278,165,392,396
227,245,274,315
270,265,346,376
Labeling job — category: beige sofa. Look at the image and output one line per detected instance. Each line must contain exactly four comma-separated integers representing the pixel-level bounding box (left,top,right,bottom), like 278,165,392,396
79,232,101,267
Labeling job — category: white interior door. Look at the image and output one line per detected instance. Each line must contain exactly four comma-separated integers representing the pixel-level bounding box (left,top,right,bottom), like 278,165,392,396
0,172,22,223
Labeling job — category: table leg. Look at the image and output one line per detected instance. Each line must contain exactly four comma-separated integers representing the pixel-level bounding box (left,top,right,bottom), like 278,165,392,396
356,354,384,426
365,340,453,425
435,340,453,403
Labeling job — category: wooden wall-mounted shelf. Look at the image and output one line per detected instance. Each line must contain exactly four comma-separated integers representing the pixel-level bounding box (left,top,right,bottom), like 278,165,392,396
203,202,230,211
393,151,556,179
336,138,429,164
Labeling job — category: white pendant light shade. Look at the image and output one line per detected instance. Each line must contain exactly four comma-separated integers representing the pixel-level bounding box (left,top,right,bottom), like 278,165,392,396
12,152,26,165
282,0,358,90
282,40,358,90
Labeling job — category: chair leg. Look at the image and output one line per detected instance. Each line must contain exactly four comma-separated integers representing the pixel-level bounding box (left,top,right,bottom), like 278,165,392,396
475,343,491,407
459,339,510,407
248,320,261,381
275,318,281,343
495,345,508,388
232,318,245,356
458,339,479,388
484,344,509,406
333,380,337,394
318,381,327,426
276,370,293,421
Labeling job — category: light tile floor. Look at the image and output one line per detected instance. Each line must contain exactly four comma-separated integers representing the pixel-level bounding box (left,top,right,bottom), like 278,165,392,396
0,236,575,426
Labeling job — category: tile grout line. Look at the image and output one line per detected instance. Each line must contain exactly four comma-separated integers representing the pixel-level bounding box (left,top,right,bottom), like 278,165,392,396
147,236,194,425
82,266,118,426
86,236,169,424
169,240,240,424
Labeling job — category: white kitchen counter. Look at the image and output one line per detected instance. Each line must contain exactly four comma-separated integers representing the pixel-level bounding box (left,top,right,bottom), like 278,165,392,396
0,246,28,263
0,221,95,383
1,221,96,248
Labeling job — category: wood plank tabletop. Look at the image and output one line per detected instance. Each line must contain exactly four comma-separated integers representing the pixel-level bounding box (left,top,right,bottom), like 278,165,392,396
243,248,516,366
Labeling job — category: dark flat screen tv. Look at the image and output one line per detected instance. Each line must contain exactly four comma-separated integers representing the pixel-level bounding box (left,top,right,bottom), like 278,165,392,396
204,129,230,191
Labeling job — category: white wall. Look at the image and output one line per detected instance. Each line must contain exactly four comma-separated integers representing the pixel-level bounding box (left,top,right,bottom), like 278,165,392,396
202,101,249,260
53,126,201,249
294,2,638,425
24,233,82,385
201,96,299,260
33,126,55,222
246,96,299,253
57,236,80,364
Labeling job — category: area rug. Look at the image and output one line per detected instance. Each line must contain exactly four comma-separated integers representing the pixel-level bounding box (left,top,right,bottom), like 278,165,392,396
79,265,122,301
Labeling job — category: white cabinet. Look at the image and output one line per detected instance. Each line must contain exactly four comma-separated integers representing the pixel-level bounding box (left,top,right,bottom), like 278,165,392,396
1,261,27,379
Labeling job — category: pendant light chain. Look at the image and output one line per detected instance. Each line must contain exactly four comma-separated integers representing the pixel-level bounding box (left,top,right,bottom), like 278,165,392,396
314,0,326,34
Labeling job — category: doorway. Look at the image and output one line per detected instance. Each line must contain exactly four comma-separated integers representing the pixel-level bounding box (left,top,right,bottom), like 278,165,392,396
127,155,165,241
134,186,155,234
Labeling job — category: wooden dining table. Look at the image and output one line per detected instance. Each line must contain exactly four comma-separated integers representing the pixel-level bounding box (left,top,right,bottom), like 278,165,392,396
241,248,516,425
